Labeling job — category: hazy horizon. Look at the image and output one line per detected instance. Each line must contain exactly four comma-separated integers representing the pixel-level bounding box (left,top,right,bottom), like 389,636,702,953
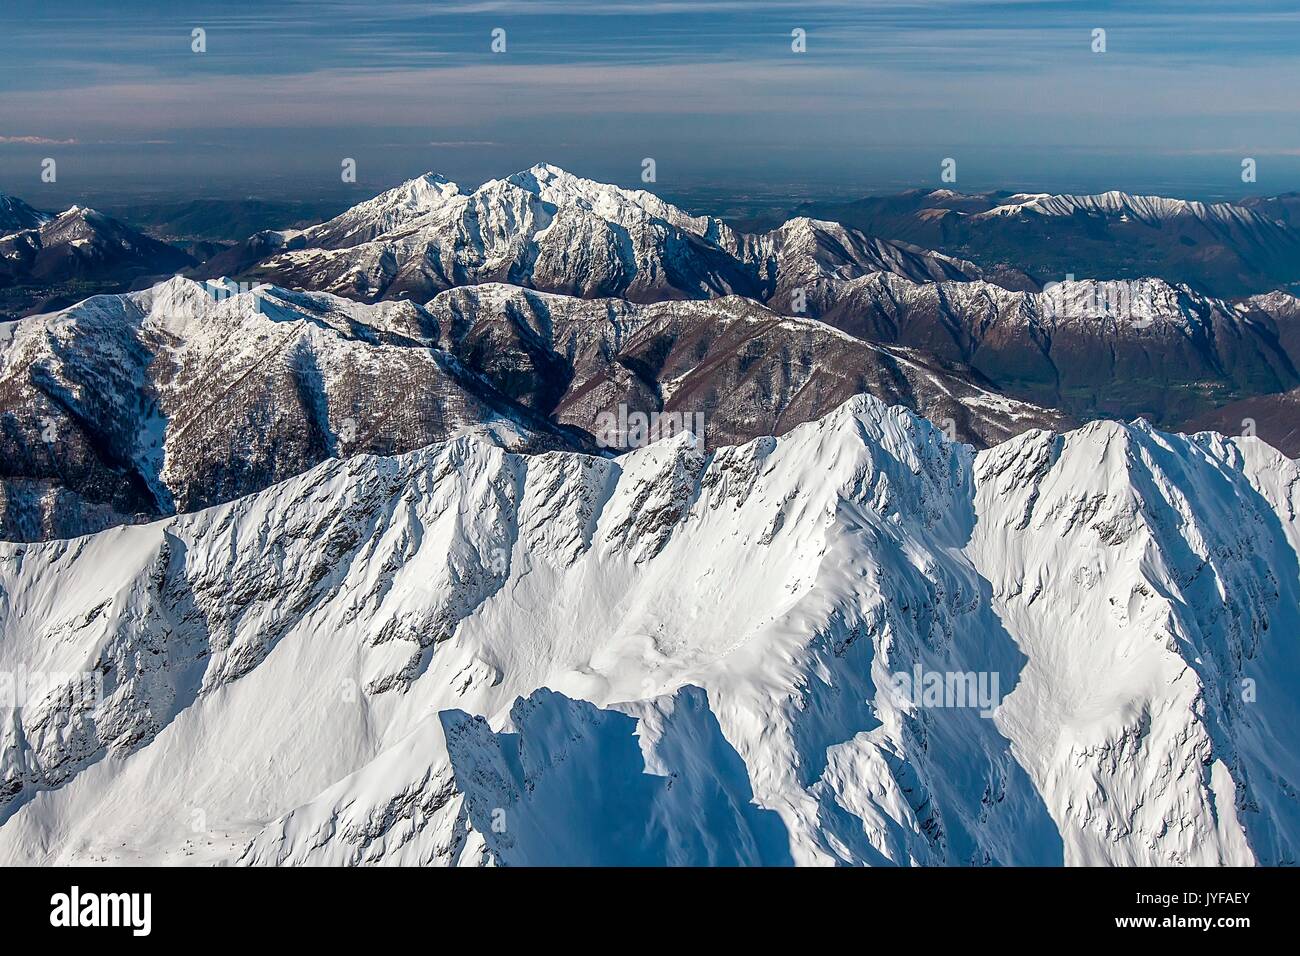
4,0,1300,206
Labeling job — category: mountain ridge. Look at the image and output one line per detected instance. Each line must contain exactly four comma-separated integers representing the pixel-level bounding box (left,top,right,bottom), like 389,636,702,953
203,163,988,305
0,393,1295,865
796,186,1300,298
0,275,1064,542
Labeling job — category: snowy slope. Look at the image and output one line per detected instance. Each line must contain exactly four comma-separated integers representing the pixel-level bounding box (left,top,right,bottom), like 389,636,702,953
974,190,1288,232
300,173,462,249
0,394,1295,866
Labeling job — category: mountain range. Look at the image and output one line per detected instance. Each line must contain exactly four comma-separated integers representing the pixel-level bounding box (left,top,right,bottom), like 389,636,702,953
5,166,1300,547
0,276,1059,542
0,203,196,321
1,166,1298,868
796,187,1300,299
1,395,1295,865
204,168,1300,451
814,273,1300,431
207,164,987,304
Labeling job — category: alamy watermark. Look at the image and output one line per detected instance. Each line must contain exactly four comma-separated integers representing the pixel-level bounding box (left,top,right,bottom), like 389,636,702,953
203,279,270,313
0,668,103,711
886,666,1002,718
593,404,705,451
50,886,151,936
1041,275,1158,328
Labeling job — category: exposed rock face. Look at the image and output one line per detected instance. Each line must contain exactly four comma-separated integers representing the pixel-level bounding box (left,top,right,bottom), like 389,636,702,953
0,277,1064,542
813,274,1300,451
425,283,1065,451
0,278,587,541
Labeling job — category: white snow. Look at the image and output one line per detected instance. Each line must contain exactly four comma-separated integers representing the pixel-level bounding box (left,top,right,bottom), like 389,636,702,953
250,164,981,303
975,189,1286,230
0,394,1295,866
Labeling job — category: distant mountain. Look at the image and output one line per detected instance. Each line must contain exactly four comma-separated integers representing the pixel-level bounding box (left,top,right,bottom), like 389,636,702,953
0,201,197,320
0,193,51,233
206,164,985,304
2,395,1296,865
1233,192,1300,227
0,276,1062,542
797,188,1300,298
0,205,195,286
299,172,463,248
106,196,357,243
193,174,466,281
811,274,1300,452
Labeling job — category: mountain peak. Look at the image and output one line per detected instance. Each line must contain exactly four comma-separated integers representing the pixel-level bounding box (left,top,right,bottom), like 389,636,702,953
404,171,459,196
55,204,106,223
364,172,460,208
503,163,664,203
503,162,612,199
979,189,1277,228
0,191,52,232
523,161,573,180
290,172,463,249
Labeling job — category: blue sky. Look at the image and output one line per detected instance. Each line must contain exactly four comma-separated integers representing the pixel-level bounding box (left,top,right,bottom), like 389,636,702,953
2,0,1300,201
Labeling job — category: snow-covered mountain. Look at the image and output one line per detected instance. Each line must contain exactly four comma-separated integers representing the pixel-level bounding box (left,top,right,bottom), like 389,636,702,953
300,173,463,249
0,193,51,234
0,277,588,541
972,189,1287,230
0,206,194,287
212,164,982,304
796,188,1300,298
0,204,197,321
814,274,1300,452
200,174,464,278
0,394,1295,865
0,276,1062,542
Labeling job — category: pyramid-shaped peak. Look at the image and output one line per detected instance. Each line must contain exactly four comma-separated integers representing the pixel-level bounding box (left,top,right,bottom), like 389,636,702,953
382,172,460,202
519,162,579,181
504,162,600,193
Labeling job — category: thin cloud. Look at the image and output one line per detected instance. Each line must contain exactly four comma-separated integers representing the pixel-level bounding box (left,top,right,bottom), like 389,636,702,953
0,135,78,145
